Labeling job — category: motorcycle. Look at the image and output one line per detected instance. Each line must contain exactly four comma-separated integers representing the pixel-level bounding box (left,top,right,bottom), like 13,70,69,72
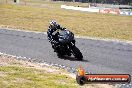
49,28,83,61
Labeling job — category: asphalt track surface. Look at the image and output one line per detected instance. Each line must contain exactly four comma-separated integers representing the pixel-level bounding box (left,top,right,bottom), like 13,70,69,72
0,28,132,75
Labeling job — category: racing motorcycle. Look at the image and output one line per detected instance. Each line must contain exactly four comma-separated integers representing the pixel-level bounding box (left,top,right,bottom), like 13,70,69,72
49,28,83,61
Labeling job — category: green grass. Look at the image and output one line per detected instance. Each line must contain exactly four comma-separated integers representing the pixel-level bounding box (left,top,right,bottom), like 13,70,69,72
0,66,78,88
0,1,132,40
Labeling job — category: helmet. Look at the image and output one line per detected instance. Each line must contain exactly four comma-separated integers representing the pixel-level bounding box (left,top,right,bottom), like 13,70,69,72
49,20,58,29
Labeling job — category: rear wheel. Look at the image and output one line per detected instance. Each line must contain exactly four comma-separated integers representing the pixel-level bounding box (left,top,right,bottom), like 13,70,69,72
72,46,83,60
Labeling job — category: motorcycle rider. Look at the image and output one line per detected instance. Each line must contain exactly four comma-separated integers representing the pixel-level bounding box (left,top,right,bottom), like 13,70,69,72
47,20,64,52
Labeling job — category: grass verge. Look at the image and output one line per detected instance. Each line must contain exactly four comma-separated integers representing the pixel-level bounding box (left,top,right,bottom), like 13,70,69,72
0,66,78,88
0,55,78,88
0,1,132,41
0,54,116,88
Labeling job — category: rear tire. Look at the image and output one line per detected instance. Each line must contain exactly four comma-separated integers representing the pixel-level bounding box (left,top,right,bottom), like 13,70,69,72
72,46,83,60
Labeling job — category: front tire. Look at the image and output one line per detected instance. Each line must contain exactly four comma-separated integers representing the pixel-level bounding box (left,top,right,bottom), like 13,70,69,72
72,46,83,60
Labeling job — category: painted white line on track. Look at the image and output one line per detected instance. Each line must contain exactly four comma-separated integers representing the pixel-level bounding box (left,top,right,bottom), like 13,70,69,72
0,27,132,45
0,52,53,67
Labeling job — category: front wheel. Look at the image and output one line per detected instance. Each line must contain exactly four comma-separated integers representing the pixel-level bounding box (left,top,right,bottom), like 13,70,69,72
72,46,83,60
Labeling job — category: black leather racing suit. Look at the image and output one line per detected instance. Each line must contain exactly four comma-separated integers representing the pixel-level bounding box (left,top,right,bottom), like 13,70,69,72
47,25,63,51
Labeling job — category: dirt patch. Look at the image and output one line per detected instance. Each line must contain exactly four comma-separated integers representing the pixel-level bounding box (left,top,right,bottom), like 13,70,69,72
0,71,7,77
0,54,18,66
